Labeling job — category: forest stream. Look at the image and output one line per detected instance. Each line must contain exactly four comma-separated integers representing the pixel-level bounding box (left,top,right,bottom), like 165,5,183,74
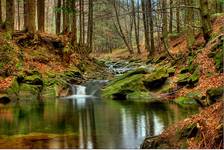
0,71,199,149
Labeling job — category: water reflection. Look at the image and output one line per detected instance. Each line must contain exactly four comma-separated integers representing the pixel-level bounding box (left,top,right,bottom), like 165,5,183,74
0,96,198,148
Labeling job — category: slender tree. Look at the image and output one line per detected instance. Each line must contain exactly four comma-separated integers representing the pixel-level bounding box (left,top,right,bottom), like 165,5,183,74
0,0,2,24
5,0,15,31
131,0,141,54
37,0,45,32
27,0,36,33
56,0,61,34
71,0,77,46
113,0,133,54
87,0,94,51
200,0,212,42
148,0,155,55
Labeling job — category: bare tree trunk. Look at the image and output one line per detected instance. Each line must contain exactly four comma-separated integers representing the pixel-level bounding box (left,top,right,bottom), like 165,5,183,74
63,0,69,33
6,0,15,31
71,0,77,46
56,0,61,34
87,0,93,52
113,0,133,54
186,0,195,50
27,0,36,33
176,0,180,33
169,0,173,33
131,0,141,54
79,0,83,44
24,0,28,30
0,0,2,24
142,0,150,53
200,0,212,43
37,0,45,32
148,0,155,55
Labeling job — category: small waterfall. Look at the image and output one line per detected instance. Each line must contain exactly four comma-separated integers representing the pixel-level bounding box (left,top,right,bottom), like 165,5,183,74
73,85,86,95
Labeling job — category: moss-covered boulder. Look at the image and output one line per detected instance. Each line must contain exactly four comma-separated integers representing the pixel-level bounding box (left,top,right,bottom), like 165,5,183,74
23,74,43,85
102,73,146,100
206,86,224,103
174,96,199,107
19,83,42,98
143,68,169,90
177,74,191,86
177,68,200,87
214,49,223,73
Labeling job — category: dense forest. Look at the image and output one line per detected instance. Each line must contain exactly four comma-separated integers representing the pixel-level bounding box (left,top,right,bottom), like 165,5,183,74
0,0,223,149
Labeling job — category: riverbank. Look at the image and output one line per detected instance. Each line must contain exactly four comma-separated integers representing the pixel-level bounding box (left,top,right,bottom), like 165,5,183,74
98,14,224,149
0,32,112,104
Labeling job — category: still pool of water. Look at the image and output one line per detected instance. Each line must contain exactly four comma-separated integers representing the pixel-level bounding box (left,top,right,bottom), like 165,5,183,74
0,95,198,149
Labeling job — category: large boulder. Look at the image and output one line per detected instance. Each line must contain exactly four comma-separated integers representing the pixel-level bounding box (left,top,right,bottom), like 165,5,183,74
102,73,146,100
143,67,169,90
174,96,199,107
206,86,224,105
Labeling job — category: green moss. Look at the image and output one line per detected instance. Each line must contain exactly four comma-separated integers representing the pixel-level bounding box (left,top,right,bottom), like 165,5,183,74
174,96,198,107
7,77,20,96
214,49,223,72
143,67,169,90
19,84,41,97
24,74,43,85
102,74,145,99
177,74,190,85
206,86,224,102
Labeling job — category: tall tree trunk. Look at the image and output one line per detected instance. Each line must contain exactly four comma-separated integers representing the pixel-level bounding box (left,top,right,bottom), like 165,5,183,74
82,0,85,44
71,0,77,46
148,0,155,55
17,0,21,30
131,0,141,54
0,0,2,24
79,0,83,44
113,0,133,54
186,0,195,50
162,0,174,59
176,0,180,33
37,0,45,32
56,0,61,34
6,0,15,31
142,0,150,53
87,0,93,52
169,0,173,33
27,0,36,33
63,0,69,33
24,0,28,30
199,0,212,43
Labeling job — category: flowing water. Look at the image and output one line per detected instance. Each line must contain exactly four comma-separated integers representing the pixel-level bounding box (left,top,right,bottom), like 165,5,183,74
0,80,199,149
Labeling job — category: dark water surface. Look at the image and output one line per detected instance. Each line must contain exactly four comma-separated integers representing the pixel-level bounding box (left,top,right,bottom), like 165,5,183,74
0,98,198,148
0,83,199,148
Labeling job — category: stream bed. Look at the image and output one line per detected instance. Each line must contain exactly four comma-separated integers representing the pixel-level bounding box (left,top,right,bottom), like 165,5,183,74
0,80,199,149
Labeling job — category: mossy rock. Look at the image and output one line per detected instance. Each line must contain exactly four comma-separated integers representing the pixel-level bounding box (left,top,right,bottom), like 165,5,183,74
177,74,191,86
7,77,20,96
24,74,43,85
167,67,175,76
206,86,224,102
143,68,169,90
107,67,147,86
214,49,223,73
179,66,189,74
174,96,199,107
102,74,146,99
188,68,200,87
0,94,11,104
19,83,41,97
180,123,199,138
